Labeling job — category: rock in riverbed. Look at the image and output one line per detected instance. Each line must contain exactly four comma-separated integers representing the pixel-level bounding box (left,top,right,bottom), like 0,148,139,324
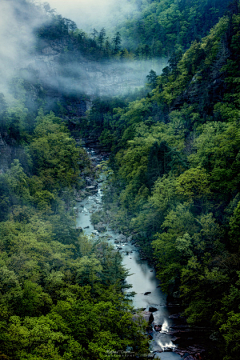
133,311,154,324
94,223,107,232
118,234,127,242
154,325,162,331
149,307,158,312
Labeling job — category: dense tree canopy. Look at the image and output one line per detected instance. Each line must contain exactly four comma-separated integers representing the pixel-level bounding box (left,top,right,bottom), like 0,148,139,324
1,0,240,359
83,3,240,359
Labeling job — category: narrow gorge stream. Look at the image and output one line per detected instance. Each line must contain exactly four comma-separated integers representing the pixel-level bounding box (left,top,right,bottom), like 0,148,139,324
76,148,182,359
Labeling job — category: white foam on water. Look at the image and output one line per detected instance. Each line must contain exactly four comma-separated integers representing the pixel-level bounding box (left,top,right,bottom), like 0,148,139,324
161,319,169,333
157,340,176,351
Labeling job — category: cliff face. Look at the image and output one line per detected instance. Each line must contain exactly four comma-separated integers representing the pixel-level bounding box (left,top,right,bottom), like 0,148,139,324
23,37,167,119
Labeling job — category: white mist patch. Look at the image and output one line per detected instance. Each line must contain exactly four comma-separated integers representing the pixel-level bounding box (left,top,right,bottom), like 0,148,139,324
32,56,168,98
0,0,46,99
40,0,138,31
0,0,167,107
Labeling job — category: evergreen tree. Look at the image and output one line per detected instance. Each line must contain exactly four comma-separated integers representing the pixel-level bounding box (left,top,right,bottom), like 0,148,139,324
112,31,122,54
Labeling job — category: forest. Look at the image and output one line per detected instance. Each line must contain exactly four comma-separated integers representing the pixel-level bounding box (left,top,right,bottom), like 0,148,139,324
0,0,240,359
83,1,240,359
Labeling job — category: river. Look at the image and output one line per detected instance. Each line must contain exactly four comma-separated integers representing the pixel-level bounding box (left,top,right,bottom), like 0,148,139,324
76,148,182,359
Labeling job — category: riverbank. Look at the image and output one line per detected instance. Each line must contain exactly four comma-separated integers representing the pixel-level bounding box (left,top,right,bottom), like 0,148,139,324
75,145,209,360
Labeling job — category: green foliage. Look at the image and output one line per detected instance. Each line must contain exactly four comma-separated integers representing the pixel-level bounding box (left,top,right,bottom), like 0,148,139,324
29,113,84,189
84,6,240,359
2,1,240,359
118,0,230,57
0,91,148,358
229,201,240,252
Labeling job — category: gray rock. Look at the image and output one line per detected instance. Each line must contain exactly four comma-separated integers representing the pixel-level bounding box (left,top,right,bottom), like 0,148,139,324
154,325,162,331
118,234,127,242
86,186,98,192
94,223,107,232
169,314,181,319
149,307,158,312
133,311,154,324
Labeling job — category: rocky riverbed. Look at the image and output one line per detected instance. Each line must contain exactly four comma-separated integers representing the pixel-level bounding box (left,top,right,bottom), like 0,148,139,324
75,146,207,360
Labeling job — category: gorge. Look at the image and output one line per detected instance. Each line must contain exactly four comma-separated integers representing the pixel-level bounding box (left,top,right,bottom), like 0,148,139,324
0,0,240,359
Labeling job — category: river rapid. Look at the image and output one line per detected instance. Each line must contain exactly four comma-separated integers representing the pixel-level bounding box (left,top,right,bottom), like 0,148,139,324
76,148,183,360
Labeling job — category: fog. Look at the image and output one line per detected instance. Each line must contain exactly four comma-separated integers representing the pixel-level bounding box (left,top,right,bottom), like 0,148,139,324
39,0,138,32
0,0,46,99
0,0,167,109
32,57,167,98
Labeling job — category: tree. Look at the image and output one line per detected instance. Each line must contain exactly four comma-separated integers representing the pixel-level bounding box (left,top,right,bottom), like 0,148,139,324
112,32,122,54
91,28,98,41
98,28,106,50
229,201,240,252
176,167,211,212
146,70,157,89
146,141,172,189
29,114,82,189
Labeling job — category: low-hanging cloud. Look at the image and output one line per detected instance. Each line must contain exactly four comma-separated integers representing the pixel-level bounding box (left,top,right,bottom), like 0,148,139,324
39,0,138,32
0,0,46,99
32,56,167,98
0,0,167,110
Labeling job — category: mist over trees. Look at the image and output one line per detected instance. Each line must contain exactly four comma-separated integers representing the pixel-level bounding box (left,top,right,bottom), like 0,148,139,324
1,0,240,359
82,2,240,359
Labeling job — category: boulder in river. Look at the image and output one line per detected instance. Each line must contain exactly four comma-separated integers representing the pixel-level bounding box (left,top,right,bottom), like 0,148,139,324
118,234,127,242
86,186,98,192
154,325,162,332
144,292,151,295
133,311,154,324
149,307,158,312
141,311,154,324
169,314,181,319
94,223,107,232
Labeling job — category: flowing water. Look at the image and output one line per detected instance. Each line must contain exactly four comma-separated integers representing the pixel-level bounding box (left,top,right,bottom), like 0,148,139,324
76,149,182,359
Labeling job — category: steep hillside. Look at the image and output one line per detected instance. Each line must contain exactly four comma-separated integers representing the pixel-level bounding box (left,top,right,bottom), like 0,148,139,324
0,2,150,359
85,3,240,359
1,0,240,359
118,0,231,57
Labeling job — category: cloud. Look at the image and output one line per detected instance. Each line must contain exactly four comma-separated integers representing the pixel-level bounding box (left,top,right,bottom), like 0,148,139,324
0,0,45,97
0,0,167,108
40,59,168,98
40,0,138,32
